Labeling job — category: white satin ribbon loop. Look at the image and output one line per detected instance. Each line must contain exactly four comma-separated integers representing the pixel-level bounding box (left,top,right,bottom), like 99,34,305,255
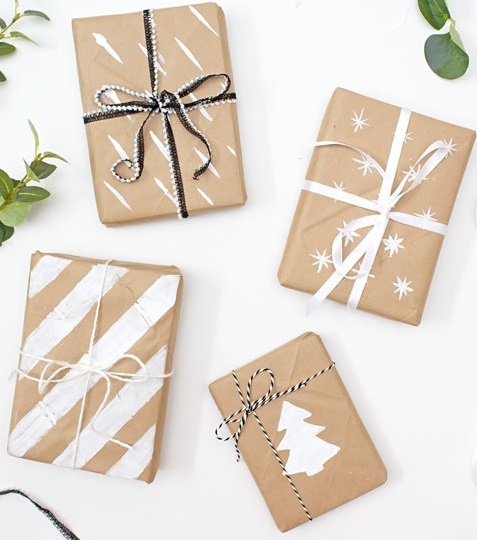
305,108,450,312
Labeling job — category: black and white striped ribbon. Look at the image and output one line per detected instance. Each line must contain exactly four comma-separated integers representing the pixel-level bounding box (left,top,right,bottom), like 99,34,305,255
0,489,81,539
215,362,336,521
84,9,237,219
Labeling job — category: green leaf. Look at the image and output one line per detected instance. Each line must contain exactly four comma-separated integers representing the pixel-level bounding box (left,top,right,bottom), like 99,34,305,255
28,120,40,155
41,151,68,163
0,18,6,29
449,23,465,51
23,159,39,181
31,161,56,179
0,70,6,82
418,0,451,30
0,169,14,198
0,201,32,226
0,42,17,56
424,31,469,79
0,221,15,246
16,186,50,202
10,31,37,45
23,10,50,21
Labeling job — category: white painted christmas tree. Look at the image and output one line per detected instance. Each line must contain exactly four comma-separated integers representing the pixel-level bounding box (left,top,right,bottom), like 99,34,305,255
277,401,340,476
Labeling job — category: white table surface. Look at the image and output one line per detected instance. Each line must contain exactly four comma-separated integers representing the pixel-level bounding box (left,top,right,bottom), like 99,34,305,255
1,0,477,538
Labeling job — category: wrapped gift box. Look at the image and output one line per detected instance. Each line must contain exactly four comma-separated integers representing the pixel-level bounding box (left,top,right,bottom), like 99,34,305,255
210,333,387,531
278,88,475,325
72,3,246,224
8,252,183,482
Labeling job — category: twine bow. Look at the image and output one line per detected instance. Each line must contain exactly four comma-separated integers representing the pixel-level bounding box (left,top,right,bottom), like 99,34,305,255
304,108,455,312
84,9,237,219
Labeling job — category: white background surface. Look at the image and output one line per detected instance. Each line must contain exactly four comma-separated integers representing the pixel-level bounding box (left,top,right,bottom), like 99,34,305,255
1,0,477,538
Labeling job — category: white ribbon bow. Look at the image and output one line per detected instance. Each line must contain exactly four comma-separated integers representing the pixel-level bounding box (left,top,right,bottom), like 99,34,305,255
303,108,455,312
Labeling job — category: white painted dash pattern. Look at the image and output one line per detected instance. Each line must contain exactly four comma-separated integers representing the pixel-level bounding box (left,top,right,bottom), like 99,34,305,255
188,6,219,37
175,37,204,72
194,147,220,178
92,33,124,64
197,187,214,206
104,182,132,211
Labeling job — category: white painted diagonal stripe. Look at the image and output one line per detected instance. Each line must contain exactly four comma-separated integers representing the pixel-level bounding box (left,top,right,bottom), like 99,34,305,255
53,347,167,470
189,6,219,37
104,181,132,211
197,188,214,206
21,264,129,375
138,42,166,75
227,145,237,157
189,92,213,121
28,256,72,299
9,274,181,458
175,37,204,72
108,135,128,160
194,147,220,178
150,131,170,161
154,177,177,206
92,33,124,64
106,425,155,480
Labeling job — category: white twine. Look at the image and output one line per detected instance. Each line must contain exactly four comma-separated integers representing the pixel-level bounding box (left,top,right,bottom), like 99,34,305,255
17,261,173,469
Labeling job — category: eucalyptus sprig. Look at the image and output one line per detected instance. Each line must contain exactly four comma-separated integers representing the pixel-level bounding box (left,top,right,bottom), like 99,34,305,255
0,122,66,247
0,0,50,83
418,0,469,79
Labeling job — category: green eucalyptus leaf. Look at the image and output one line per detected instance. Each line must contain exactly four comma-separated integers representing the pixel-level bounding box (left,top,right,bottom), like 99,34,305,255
449,23,466,51
41,151,68,163
424,31,469,79
23,10,50,21
28,120,40,155
0,18,7,29
23,159,39,181
0,70,6,83
418,0,451,30
0,169,14,198
0,201,32,227
10,31,37,45
0,42,16,56
31,161,56,179
16,186,50,202
0,222,15,246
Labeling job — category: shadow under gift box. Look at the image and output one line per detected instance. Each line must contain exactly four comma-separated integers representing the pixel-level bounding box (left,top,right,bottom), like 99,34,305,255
209,333,387,532
278,88,476,325
8,252,183,482
72,3,246,224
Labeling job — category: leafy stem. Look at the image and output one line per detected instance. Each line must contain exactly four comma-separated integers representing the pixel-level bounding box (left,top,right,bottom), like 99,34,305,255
0,122,66,247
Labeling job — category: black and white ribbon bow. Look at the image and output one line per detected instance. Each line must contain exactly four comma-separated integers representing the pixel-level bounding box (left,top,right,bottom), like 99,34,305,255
84,9,237,219
215,363,335,521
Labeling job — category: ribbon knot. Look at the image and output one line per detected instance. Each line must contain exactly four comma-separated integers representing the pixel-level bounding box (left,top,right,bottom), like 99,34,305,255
84,9,237,219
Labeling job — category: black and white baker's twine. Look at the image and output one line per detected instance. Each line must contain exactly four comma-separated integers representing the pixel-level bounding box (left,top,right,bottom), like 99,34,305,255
0,489,81,539
83,9,236,219
215,363,336,522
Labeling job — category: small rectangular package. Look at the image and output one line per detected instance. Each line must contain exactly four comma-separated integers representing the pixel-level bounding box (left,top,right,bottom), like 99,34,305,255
209,333,387,531
8,252,183,482
72,3,246,224
278,88,475,324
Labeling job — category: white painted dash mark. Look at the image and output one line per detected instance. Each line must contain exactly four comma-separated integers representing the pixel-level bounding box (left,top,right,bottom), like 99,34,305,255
107,425,156,480
194,147,220,178
190,92,213,121
197,187,214,206
188,6,219,37
92,33,124,64
108,135,129,160
104,182,132,211
227,145,237,157
29,256,72,299
138,42,166,76
154,177,177,206
175,37,204,72
150,131,170,161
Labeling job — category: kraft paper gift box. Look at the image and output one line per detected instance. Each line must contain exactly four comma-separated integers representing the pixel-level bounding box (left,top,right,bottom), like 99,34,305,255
8,252,183,482
278,88,476,325
210,333,387,532
72,3,246,224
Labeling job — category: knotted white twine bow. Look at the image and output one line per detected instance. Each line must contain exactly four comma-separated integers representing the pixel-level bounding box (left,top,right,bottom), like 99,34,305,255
16,261,172,469
303,108,455,312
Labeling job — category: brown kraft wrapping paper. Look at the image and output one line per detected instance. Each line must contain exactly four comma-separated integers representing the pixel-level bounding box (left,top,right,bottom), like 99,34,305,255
8,252,183,483
209,333,387,532
278,88,476,325
72,3,246,224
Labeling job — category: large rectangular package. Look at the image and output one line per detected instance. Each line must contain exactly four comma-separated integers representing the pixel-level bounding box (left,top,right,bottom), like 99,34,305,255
73,3,246,224
8,252,183,482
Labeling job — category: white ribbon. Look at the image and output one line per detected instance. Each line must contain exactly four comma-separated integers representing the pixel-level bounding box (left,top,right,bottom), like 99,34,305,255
16,261,172,469
304,108,453,312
